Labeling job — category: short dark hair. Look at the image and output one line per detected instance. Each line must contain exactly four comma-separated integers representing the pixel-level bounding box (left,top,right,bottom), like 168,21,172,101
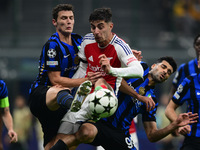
52,4,74,20
157,56,177,73
89,7,112,23
193,33,200,47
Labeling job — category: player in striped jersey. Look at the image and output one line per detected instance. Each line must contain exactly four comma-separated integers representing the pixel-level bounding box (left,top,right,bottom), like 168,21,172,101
28,4,101,150
49,7,155,150
50,57,198,150
165,52,200,150
168,34,200,99
0,80,17,149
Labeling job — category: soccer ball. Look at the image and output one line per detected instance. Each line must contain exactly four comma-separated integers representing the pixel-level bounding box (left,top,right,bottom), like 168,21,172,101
89,88,118,120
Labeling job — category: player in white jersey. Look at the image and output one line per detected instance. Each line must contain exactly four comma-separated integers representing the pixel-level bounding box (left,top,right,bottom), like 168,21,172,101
50,7,155,150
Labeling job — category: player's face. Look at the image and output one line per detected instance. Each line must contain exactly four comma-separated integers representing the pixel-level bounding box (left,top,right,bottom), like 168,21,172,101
90,20,113,47
195,37,200,57
151,60,173,83
53,10,74,35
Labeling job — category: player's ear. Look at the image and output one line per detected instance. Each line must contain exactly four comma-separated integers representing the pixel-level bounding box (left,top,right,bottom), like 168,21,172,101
109,22,113,30
52,19,57,27
151,64,156,69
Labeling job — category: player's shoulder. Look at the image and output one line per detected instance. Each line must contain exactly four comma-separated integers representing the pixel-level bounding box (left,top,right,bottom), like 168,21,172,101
82,33,95,41
111,34,128,47
111,34,132,55
140,61,148,69
71,33,83,41
178,58,196,70
0,80,7,93
0,80,6,87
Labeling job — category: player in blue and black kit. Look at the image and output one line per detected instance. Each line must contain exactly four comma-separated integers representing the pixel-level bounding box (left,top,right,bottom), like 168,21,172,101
168,34,200,99
165,56,200,149
0,80,17,149
50,56,198,150
166,72,200,150
28,4,97,150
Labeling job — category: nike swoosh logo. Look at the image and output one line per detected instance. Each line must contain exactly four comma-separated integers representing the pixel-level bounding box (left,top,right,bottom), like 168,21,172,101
64,54,70,58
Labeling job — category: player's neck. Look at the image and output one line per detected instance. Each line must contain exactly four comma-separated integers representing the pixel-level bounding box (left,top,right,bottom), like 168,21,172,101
58,32,72,45
147,73,155,86
98,33,114,48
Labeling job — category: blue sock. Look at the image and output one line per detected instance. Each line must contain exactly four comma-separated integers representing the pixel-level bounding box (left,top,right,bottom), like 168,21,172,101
57,89,73,109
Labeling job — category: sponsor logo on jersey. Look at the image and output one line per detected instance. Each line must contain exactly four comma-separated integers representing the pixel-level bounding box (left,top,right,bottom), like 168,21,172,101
47,49,56,58
64,54,70,58
88,63,106,76
47,61,58,66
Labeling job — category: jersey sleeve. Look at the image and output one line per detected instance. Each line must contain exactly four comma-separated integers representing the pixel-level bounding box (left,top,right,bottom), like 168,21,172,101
109,43,143,78
78,33,94,62
43,41,62,71
172,76,191,106
0,81,9,108
142,92,157,122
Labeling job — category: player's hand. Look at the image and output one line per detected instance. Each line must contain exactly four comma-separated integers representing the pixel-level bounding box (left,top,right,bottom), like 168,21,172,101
8,130,18,143
132,49,143,61
175,112,198,127
99,54,111,74
87,72,102,84
178,125,191,135
137,95,155,112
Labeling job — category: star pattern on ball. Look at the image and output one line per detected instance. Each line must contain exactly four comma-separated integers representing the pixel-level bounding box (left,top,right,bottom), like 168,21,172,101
91,96,101,107
102,102,113,113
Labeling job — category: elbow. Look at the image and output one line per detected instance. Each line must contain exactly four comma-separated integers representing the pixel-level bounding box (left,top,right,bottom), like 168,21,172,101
133,63,144,78
137,63,144,78
147,135,157,143
165,106,171,119
147,136,159,143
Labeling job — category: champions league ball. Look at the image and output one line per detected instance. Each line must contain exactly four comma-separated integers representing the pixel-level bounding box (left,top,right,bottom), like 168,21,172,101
89,88,118,120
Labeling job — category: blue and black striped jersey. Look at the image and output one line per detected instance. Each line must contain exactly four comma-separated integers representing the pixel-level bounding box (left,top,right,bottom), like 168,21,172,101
172,73,200,137
0,80,8,99
30,32,82,91
0,80,9,108
102,62,158,134
173,58,198,89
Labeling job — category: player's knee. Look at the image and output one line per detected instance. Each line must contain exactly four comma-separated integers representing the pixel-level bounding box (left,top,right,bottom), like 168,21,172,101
77,124,96,143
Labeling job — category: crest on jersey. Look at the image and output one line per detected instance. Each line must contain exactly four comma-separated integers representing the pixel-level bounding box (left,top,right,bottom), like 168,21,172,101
139,87,145,96
74,54,80,65
47,49,56,58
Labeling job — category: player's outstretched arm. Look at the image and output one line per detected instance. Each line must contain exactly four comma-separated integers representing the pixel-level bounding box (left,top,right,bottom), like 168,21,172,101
143,112,198,142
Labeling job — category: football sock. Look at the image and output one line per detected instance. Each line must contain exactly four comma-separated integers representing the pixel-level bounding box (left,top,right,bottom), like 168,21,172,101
57,89,73,109
49,139,68,150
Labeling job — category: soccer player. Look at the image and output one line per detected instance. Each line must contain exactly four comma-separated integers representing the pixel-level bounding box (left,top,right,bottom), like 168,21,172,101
50,57,198,150
168,33,200,99
165,56,200,149
49,7,157,150
28,4,101,150
0,80,17,149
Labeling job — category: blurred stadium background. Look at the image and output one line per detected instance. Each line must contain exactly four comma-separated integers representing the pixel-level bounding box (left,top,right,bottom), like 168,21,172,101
0,0,199,149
